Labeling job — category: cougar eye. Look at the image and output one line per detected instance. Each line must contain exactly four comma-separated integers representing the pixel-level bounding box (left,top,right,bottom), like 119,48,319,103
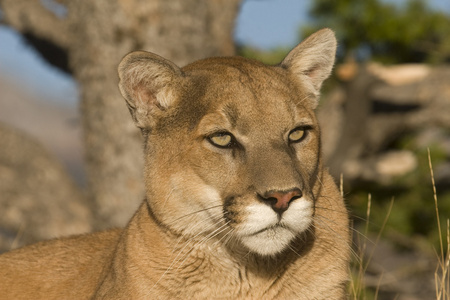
288,128,307,143
209,132,234,148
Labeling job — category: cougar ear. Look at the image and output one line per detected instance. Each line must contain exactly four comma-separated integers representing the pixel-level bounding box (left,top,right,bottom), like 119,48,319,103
118,51,183,129
280,28,337,108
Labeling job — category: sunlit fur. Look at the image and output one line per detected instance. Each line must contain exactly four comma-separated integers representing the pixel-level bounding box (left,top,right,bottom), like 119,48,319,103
0,29,351,300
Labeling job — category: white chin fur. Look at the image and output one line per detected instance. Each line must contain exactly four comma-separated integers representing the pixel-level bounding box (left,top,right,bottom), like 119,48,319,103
237,199,313,256
241,227,296,256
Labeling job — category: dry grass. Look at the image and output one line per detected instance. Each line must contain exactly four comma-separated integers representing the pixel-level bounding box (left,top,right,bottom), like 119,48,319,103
348,149,449,299
349,194,393,300
429,149,450,300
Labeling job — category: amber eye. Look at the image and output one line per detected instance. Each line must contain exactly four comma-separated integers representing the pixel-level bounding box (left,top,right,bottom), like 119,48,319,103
209,132,233,148
288,128,306,143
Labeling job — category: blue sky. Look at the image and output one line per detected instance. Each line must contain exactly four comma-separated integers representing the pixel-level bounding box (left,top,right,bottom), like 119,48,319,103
0,0,449,105
235,0,309,49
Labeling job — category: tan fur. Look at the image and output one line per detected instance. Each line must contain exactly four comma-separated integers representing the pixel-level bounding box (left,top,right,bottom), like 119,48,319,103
0,29,350,299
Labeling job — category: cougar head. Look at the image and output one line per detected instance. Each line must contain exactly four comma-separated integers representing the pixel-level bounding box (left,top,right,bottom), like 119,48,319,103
118,29,336,256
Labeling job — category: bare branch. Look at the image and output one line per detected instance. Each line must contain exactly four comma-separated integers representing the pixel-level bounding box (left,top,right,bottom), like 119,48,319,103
0,0,71,48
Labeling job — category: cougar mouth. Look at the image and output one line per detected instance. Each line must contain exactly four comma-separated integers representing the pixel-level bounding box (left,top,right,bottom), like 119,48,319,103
231,198,314,256
239,226,297,256
247,222,290,236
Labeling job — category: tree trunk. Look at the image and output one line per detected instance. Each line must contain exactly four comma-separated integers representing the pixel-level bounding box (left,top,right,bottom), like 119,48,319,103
0,0,241,229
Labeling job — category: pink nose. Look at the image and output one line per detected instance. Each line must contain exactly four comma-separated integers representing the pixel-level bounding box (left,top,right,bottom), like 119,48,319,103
264,189,302,213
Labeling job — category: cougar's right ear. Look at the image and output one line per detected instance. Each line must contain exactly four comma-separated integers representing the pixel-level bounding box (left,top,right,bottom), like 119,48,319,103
118,51,183,129
280,28,337,109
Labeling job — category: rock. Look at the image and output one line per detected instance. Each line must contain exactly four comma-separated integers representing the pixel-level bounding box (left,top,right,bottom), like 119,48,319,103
0,124,92,253
367,62,431,86
375,151,418,178
342,151,417,184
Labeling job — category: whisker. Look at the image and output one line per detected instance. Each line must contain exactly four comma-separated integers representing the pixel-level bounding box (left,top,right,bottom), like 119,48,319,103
212,228,234,249
162,188,174,210
171,221,228,270
150,219,221,292
288,243,302,258
170,211,224,254
172,213,220,253
314,211,372,244
166,205,223,225
175,221,232,271
313,216,360,262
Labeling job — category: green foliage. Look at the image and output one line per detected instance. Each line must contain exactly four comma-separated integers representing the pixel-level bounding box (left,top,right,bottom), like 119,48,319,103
303,0,450,64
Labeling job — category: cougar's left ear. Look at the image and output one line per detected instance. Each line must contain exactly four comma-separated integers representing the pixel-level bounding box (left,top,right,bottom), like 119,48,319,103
280,28,337,109
118,51,183,129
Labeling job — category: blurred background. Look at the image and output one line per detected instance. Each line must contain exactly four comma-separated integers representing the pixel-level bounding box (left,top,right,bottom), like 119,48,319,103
0,0,449,299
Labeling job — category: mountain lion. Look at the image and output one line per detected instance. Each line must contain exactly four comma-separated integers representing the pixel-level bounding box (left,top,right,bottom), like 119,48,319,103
0,29,350,299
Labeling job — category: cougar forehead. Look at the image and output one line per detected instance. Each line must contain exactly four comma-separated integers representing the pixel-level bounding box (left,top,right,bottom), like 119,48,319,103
183,56,314,117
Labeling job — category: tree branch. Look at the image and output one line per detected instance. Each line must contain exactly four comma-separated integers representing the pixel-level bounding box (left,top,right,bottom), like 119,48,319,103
0,0,71,48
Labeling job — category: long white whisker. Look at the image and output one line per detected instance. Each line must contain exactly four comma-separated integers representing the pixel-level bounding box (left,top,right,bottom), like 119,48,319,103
150,217,222,292
212,227,234,249
162,188,174,210
175,221,231,271
288,243,302,257
171,210,225,254
150,206,230,293
166,205,223,225
170,223,227,273
315,213,373,249
313,216,360,262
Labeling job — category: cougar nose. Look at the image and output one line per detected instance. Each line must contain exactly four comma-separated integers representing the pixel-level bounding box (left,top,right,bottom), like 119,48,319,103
263,189,303,214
